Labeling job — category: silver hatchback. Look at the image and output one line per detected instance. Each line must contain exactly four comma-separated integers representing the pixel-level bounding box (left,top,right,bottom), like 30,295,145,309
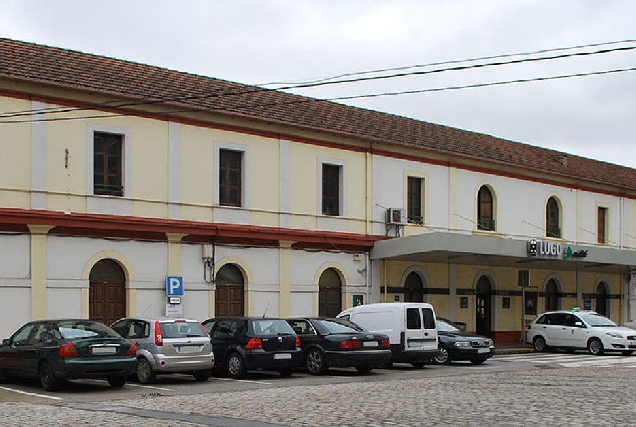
111,317,215,383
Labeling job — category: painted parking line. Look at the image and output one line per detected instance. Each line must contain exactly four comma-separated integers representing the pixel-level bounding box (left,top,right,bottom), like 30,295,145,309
82,379,174,391
0,385,63,400
212,377,273,385
121,383,174,391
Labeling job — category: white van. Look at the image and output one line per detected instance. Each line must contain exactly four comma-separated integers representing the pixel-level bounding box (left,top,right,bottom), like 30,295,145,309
337,302,438,367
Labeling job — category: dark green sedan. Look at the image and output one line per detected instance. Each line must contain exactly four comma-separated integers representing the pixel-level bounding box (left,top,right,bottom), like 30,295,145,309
0,319,137,391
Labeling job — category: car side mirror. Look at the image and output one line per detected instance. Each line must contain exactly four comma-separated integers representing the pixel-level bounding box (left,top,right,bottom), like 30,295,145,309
574,321,584,328
1,339,9,346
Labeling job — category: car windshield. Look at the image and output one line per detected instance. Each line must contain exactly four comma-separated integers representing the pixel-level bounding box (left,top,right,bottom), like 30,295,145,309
578,313,618,327
316,318,364,334
436,318,461,333
251,319,295,335
56,320,120,339
161,321,208,338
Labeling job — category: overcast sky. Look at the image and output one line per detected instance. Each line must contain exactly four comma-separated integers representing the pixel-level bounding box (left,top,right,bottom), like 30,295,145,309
1,1,635,168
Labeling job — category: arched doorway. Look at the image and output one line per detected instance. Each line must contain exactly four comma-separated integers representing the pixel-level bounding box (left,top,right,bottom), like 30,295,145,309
215,264,245,316
404,271,424,302
89,259,126,325
545,279,560,311
475,276,492,336
319,268,342,317
595,282,609,316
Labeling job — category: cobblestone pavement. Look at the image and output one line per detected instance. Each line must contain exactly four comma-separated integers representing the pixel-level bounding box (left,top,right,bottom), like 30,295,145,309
1,365,635,426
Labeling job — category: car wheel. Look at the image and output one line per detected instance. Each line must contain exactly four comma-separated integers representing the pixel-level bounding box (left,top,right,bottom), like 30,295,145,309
434,347,451,365
227,353,246,379
621,351,634,356
587,338,604,355
305,348,328,375
411,362,425,369
107,375,127,388
355,366,373,374
470,358,487,365
533,336,547,352
193,370,211,382
278,368,295,378
39,362,60,391
136,358,156,384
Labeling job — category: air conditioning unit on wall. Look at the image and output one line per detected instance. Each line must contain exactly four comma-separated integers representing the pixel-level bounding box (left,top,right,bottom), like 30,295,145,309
386,208,405,225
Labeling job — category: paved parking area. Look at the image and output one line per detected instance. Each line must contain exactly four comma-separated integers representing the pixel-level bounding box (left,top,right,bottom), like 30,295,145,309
2,363,635,426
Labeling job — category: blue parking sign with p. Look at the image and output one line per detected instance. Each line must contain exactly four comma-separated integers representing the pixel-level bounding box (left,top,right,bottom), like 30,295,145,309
166,276,184,296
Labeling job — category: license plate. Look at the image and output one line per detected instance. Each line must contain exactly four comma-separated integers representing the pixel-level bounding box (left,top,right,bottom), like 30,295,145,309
91,346,117,355
408,341,423,348
477,347,490,354
363,341,379,348
274,353,292,360
177,346,201,354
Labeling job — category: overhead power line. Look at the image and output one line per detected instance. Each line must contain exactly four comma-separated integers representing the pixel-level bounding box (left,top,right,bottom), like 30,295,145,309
260,38,636,87
0,40,634,123
1,65,634,125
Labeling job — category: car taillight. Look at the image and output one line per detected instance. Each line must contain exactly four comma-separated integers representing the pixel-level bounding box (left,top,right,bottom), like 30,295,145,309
295,336,301,348
154,321,163,346
126,341,138,355
246,338,263,349
380,338,390,348
340,339,362,350
58,342,79,357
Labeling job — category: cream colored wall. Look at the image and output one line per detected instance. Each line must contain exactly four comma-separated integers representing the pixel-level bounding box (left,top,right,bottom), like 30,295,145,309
382,260,624,332
288,142,366,231
179,124,215,220
46,117,88,212
6,98,366,231
0,98,32,208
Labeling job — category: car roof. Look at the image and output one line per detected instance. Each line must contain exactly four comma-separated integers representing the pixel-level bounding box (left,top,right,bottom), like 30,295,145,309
114,316,201,323
538,310,599,315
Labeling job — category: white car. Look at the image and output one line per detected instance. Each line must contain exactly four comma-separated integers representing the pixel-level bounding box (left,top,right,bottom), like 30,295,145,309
526,310,636,355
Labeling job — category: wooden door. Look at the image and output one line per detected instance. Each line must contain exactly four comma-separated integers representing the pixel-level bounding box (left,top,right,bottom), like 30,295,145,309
89,259,126,325
215,284,244,316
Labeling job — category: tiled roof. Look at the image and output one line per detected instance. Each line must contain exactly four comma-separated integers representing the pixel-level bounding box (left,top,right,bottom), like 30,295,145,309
1,37,635,192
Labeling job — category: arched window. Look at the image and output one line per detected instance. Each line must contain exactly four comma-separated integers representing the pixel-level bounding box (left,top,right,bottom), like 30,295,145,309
404,272,425,302
477,186,495,231
595,282,609,316
89,259,126,326
545,279,560,311
546,197,561,238
215,264,245,316
319,268,342,317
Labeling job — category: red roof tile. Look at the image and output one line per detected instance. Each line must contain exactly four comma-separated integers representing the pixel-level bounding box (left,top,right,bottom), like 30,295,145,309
1,37,635,193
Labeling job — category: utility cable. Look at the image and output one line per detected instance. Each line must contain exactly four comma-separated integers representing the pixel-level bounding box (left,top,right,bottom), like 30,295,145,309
1,65,634,124
0,42,634,120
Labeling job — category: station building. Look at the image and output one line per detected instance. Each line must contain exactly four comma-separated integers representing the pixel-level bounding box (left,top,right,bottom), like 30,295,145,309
1,37,636,343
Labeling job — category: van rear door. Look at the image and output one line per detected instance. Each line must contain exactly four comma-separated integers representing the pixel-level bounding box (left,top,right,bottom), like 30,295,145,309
403,307,438,352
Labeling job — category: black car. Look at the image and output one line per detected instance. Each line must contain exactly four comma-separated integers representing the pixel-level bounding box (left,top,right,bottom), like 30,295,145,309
286,317,392,375
433,317,495,365
202,317,302,379
0,319,137,391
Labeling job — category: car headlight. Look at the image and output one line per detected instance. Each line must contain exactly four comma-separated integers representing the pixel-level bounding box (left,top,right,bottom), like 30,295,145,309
453,341,472,347
606,332,624,339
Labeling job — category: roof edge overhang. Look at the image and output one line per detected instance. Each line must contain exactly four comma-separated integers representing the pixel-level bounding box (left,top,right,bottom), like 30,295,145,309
371,232,636,272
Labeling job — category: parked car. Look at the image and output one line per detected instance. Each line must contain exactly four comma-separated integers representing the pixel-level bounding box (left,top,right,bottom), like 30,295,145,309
286,317,392,375
202,317,302,379
337,303,438,367
111,317,214,383
526,309,636,355
0,319,137,391
433,317,495,365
